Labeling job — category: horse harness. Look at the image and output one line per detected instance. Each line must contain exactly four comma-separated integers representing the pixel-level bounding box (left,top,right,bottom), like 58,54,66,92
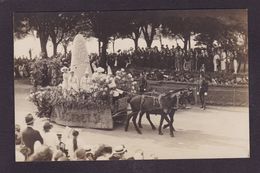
139,92,181,111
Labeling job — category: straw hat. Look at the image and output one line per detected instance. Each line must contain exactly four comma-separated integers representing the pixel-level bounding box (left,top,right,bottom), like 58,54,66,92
113,145,127,155
60,66,68,72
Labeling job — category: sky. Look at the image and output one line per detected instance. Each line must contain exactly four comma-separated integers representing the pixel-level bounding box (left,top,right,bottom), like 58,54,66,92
13,35,198,58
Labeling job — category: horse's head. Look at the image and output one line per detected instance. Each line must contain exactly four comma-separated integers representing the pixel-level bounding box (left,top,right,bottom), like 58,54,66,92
180,88,195,105
159,90,179,111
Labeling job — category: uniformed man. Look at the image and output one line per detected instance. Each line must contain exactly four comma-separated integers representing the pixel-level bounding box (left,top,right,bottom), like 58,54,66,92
198,75,208,110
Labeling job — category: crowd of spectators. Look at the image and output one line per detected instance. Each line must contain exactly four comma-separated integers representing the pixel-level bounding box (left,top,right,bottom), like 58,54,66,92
15,114,156,162
104,45,246,74
14,56,34,79
15,45,247,87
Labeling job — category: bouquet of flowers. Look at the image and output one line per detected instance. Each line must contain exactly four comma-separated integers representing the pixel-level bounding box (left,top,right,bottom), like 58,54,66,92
30,55,63,87
114,68,139,94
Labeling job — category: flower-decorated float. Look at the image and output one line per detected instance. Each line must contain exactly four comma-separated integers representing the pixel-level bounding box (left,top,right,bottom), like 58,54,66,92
29,34,138,129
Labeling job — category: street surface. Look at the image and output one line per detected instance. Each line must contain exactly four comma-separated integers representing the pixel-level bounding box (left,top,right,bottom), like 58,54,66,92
15,80,249,159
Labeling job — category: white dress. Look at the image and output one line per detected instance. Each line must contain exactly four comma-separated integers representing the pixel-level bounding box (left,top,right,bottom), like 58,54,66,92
213,54,220,72
221,52,226,71
62,72,69,90
233,59,238,74
68,76,79,91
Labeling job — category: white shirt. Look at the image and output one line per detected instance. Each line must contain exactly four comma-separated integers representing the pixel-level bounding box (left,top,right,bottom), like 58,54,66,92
80,76,91,91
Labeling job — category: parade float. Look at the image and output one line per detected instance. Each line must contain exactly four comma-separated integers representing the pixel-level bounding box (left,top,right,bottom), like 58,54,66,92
29,34,138,129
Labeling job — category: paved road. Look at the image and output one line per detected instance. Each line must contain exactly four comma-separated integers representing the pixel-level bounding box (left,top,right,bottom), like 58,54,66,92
15,80,249,159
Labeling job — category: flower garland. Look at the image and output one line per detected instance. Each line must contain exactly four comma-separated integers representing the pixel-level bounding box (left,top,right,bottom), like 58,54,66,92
28,68,138,118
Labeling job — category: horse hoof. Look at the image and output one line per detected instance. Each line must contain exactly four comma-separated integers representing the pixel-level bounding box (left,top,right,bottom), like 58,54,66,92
152,127,156,130
163,125,168,129
159,132,163,135
138,125,143,128
138,131,142,135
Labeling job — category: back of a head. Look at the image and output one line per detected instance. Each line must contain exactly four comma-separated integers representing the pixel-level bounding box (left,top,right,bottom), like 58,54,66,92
29,145,53,162
75,148,86,161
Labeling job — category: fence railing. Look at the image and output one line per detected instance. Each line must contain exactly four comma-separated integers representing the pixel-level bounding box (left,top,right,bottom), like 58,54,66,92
148,80,249,106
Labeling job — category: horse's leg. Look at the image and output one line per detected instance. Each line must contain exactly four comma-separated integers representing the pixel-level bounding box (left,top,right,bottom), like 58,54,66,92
138,111,145,128
163,114,174,137
146,113,156,130
132,112,142,134
158,114,165,135
125,111,135,132
163,110,176,131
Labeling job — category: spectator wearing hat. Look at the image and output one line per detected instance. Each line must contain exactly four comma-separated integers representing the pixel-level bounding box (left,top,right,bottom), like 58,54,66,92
21,114,43,156
41,122,58,151
109,145,127,160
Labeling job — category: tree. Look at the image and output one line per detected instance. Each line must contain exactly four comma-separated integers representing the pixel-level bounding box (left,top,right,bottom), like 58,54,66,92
83,11,130,70
48,13,82,56
161,16,198,52
14,13,54,58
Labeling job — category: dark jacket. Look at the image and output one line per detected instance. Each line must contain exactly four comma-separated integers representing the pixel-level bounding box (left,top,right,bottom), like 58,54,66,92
199,79,208,93
21,127,44,155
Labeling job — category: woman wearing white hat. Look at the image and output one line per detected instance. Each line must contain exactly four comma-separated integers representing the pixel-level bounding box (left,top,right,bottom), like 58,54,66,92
61,67,69,90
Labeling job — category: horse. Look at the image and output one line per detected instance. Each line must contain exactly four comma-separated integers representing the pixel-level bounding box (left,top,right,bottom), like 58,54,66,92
125,90,182,137
137,88,195,132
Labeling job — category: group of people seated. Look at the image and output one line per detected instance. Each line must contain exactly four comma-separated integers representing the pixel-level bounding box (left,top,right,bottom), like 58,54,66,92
60,66,110,92
15,114,157,161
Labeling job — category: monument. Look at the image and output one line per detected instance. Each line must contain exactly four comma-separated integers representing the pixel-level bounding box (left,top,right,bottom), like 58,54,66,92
70,34,92,82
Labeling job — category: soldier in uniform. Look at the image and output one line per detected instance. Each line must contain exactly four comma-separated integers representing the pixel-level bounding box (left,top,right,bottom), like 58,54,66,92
198,74,208,110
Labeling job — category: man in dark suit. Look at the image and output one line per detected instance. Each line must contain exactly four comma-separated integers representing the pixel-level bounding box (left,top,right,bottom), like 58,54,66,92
21,114,43,156
199,75,208,110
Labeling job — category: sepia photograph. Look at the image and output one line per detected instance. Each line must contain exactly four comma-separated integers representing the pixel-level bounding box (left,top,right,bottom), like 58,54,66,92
13,9,249,162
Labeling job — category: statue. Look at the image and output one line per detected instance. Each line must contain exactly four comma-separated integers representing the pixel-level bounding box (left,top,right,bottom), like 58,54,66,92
71,34,92,87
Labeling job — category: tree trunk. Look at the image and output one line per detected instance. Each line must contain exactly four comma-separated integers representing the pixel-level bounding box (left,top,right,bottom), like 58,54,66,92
39,33,48,58
112,39,115,53
53,43,58,56
100,39,108,72
98,39,101,56
132,28,141,50
237,59,241,73
63,44,67,56
188,36,191,50
133,38,138,51
142,24,155,48
183,32,190,52
159,35,162,48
